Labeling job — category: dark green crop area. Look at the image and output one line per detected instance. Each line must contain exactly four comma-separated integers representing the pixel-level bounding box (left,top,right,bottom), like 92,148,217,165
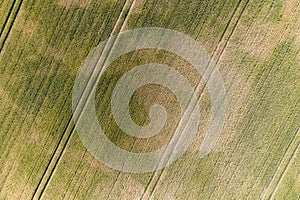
0,0,299,199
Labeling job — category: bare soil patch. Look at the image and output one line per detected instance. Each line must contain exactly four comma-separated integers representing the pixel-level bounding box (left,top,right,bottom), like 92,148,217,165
57,0,91,8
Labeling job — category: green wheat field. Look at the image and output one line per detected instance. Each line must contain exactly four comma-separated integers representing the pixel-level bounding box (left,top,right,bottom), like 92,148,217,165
0,0,299,199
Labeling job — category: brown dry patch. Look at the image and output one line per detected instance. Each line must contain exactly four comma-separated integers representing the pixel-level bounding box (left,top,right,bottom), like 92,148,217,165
14,8,38,35
0,84,18,109
0,149,29,199
23,112,54,146
0,165,23,199
120,174,145,200
45,46,65,62
85,151,114,174
282,0,300,19
291,4,300,48
18,19,37,35
130,0,146,13
231,1,292,60
240,23,284,59
57,0,90,8
27,115,48,142
217,67,253,149
12,6,57,65
28,132,39,144
240,0,300,60
129,84,181,153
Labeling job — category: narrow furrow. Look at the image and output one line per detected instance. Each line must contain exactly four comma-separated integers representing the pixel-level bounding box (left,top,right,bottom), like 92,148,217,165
0,0,80,197
0,0,23,53
216,6,300,197
261,121,300,199
172,1,268,197
246,61,300,199
75,1,164,199
0,0,16,37
140,0,250,199
31,1,134,199
61,1,139,199
207,1,298,197
28,3,112,199
216,38,291,200
0,0,71,161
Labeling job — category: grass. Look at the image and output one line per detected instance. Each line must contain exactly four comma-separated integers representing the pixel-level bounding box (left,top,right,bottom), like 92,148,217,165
0,0,299,199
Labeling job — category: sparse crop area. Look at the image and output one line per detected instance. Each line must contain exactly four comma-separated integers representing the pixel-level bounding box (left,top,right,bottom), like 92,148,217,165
0,0,299,199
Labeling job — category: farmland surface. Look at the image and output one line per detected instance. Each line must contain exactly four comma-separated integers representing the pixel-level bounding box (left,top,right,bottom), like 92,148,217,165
0,0,299,199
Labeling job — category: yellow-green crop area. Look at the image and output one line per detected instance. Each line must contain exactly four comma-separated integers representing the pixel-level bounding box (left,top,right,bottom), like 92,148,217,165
0,0,299,199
